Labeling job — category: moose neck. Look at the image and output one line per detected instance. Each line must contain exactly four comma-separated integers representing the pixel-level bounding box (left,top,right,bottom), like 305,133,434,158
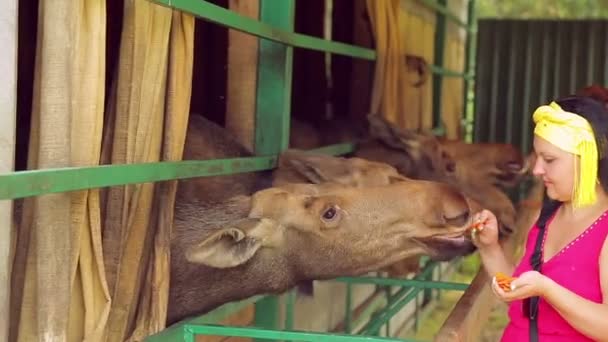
167,248,296,326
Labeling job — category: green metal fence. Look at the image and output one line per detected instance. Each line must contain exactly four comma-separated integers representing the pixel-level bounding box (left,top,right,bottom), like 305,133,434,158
473,19,608,201
1,0,477,341
474,19,608,150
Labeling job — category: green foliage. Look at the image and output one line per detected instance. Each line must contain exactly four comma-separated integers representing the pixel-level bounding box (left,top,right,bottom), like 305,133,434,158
476,0,608,19
457,253,482,276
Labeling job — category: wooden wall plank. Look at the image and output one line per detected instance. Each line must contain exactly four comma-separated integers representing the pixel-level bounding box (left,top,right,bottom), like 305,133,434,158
0,0,18,341
226,0,260,152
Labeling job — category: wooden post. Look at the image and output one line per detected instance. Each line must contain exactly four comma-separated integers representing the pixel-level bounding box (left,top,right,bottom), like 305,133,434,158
349,0,373,122
226,0,260,153
215,3,261,340
0,0,18,341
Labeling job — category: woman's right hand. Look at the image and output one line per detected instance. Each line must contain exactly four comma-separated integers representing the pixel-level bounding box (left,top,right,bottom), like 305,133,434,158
471,209,500,249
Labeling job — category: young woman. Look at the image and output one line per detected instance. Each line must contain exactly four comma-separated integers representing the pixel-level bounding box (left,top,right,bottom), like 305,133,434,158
473,95,608,341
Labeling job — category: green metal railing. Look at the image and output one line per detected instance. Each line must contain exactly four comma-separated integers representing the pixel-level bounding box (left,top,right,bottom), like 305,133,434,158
183,326,409,342
1,0,477,341
146,260,469,342
0,143,355,200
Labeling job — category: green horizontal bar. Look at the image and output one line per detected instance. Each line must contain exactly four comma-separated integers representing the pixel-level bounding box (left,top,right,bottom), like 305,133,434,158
334,277,469,291
0,156,277,200
431,125,446,136
146,295,265,342
0,141,357,201
430,65,475,80
150,0,376,61
185,325,420,342
418,0,470,29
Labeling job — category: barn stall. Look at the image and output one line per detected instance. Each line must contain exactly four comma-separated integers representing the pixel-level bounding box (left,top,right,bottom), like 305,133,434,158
5,0,604,342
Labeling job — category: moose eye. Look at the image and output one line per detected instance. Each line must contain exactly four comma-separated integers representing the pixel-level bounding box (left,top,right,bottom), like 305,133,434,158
321,205,342,223
323,207,337,220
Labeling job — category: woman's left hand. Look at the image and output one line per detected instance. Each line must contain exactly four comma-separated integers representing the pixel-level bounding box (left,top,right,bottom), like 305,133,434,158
491,271,550,302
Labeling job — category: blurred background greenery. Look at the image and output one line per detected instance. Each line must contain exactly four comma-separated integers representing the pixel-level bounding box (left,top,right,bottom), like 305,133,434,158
476,0,608,19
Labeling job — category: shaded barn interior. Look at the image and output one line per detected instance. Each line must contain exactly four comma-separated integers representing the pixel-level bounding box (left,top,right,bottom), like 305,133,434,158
10,0,474,340
15,0,372,170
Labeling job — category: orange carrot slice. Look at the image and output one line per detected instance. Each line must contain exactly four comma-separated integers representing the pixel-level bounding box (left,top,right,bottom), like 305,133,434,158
495,272,517,292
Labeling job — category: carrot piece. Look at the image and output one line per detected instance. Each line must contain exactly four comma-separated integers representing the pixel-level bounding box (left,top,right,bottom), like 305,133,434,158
495,272,517,292
467,219,487,233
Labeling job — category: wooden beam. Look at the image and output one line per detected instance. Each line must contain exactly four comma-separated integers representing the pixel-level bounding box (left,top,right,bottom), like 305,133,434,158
226,0,260,152
0,0,18,341
349,0,373,121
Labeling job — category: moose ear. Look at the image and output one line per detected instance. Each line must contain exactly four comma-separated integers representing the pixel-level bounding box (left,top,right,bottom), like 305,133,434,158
367,114,423,151
388,175,408,184
279,149,351,184
185,220,264,268
367,114,403,148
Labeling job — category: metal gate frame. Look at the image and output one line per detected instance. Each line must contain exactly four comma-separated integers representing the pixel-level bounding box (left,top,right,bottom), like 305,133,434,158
0,0,477,341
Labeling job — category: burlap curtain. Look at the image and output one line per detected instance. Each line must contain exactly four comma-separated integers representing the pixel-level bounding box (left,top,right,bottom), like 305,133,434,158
11,1,108,341
366,0,422,130
124,9,194,342
10,0,194,341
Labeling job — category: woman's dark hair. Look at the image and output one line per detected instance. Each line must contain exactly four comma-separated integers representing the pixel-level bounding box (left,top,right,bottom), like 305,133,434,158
555,95,608,193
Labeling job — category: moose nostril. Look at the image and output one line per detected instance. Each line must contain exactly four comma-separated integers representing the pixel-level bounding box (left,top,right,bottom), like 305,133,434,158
506,161,523,171
445,161,456,173
498,223,514,238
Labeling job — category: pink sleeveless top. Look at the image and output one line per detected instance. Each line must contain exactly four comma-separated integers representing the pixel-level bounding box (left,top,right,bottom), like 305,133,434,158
500,209,608,341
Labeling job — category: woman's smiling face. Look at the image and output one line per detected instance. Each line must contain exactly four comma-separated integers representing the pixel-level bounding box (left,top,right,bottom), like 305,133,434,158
532,135,578,202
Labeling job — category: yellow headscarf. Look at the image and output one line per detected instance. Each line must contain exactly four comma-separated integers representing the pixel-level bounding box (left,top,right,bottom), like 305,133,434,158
533,101,598,208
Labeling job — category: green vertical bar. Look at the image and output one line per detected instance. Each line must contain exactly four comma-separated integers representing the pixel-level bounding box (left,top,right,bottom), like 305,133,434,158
488,23,501,142
284,290,295,342
254,0,295,336
473,20,490,143
538,22,550,106
255,296,280,336
504,21,517,145
384,286,391,336
432,0,447,131
462,0,476,143
435,265,442,301
285,290,295,330
521,21,534,155
518,22,535,202
586,22,597,86
345,283,353,334
422,270,432,306
254,0,295,155
414,293,420,332
184,327,196,342
553,22,562,98
604,22,608,85
569,24,579,93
